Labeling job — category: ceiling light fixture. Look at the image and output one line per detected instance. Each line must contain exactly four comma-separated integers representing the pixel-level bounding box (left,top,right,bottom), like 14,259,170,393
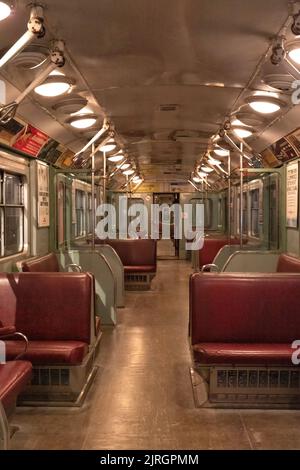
245,95,284,114
208,157,221,165
200,166,214,173
132,175,142,183
214,147,230,157
34,70,73,97
197,171,207,178
123,168,135,176
118,162,130,170
193,175,202,183
108,152,124,163
232,127,253,139
0,5,45,68
68,114,97,129
0,2,11,21
286,39,300,65
100,138,116,153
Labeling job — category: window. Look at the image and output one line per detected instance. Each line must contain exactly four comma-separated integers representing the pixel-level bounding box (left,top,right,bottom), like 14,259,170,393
87,193,93,234
237,192,248,236
0,172,24,257
250,188,260,237
75,189,86,237
191,198,212,229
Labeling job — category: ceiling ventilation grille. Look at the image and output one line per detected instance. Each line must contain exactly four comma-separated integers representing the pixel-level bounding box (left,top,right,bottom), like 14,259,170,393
159,104,179,112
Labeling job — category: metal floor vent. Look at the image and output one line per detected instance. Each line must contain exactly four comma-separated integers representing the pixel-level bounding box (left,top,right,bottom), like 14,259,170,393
216,369,300,390
125,274,148,283
31,368,70,386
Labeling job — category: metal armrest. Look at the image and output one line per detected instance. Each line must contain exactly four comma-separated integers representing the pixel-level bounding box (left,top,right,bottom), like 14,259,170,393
0,332,28,361
65,263,82,273
201,264,220,273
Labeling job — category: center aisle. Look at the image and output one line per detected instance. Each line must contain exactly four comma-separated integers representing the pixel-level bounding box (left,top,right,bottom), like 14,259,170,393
11,260,300,450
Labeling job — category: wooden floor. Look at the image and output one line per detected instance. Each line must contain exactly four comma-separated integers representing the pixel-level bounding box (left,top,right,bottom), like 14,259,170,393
11,259,300,450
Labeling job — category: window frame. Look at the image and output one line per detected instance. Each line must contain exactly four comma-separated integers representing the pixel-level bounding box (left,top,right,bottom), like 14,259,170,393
0,170,25,258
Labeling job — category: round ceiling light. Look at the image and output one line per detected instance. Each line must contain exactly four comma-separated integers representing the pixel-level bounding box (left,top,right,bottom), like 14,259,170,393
263,74,295,93
108,152,125,163
52,94,88,114
132,175,142,183
193,175,202,183
214,146,230,157
100,138,116,153
232,127,253,139
35,71,74,97
0,2,11,21
118,162,130,170
208,157,221,165
198,171,207,178
123,168,135,176
286,40,300,64
234,112,265,128
245,95,284,114
200,166,214,173
68,114,97,129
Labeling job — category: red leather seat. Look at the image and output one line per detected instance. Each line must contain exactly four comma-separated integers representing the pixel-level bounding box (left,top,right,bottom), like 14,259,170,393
277,253,300,273
0,273,93,366
21,253,60,272
6,341,88,366
124,265,156,273
190,273,300,365
198,238,243,267
95,239,157,274
193,343,295,365
0,361,32,411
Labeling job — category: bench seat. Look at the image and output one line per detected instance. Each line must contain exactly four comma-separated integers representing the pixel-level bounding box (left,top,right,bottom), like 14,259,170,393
189,273,300,408
6,341,88,366
0,361,32,411
124,265,156,273
192,343,294,365
277,253,300,273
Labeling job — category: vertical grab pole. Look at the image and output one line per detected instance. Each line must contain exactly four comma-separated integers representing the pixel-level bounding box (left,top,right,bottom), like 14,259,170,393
228,150,231,243
103,150,107,204
91,143,95,251
240,143,244,249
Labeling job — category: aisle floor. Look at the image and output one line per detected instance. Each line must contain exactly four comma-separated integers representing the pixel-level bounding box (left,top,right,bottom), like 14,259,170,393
11,260,300,450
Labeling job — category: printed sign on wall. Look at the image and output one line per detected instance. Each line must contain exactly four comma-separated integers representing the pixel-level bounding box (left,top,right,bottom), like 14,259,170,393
286,162,299,228
37,161,50,227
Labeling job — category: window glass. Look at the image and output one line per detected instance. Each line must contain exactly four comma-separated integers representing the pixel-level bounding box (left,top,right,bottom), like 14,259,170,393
250,188,260,237
0,172,24,257
4,207,23,256
5,174,22,205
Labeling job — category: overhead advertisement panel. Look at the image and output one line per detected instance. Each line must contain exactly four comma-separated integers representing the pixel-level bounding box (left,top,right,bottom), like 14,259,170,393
0,116,74,167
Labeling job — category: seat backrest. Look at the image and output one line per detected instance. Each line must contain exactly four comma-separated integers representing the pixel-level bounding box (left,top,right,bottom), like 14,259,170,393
190,273,300,345
0,273,93,343
21,252,60,272
199,238,242,266
97,239,157,268
277,253,300,273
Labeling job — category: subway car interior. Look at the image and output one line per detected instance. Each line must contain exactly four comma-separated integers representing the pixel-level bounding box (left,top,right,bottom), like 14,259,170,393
2,0,300,453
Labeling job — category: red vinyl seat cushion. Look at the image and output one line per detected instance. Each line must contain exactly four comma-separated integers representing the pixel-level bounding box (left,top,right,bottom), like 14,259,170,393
0,361,32,411
5,341,88,365
193,343,295,365
124,265,156,273
277,254,300,273
21,253,60,273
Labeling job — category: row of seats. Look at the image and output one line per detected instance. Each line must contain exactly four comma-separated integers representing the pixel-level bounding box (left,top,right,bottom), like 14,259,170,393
189,251,300,408
91,239,157,289
197,237,247,270
0,271,99,448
